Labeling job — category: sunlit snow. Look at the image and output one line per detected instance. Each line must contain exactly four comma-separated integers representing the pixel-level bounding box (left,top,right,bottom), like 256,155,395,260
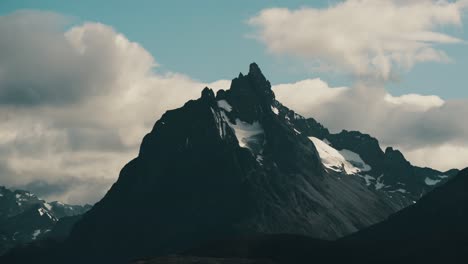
309,137,371,175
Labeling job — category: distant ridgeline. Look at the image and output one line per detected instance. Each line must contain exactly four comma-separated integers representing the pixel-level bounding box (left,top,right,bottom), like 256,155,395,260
0,186,91,255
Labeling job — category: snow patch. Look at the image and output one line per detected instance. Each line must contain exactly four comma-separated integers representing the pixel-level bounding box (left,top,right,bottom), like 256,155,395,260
375,175,385,190
37,207,56,221
396,189,407,193
425,177,442,186
293,128,301,134
359,175,375,186
38,208,45,216
210,108,228,139
388,188,407,194
213,108,264,154
309,137,361,175
339,149,372,171
256,155,264,165
32,229,41,240
217,100,232,112
271,106,279,115
228,119,264,149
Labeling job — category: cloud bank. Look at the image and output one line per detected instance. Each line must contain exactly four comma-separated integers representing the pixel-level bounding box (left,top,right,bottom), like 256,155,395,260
249,0,468,80
0,11,224,204
0,8,467,205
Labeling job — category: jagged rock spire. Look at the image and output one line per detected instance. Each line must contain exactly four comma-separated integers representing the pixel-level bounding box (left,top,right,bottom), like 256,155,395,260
222,63,275,123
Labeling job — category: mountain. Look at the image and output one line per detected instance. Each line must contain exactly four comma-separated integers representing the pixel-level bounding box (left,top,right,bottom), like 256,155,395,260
43,63,450,263
0,63,456,263
0,186,91,255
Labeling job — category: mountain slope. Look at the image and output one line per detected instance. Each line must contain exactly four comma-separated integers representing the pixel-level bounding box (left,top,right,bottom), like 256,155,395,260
154,169,468,264
340,167,468,262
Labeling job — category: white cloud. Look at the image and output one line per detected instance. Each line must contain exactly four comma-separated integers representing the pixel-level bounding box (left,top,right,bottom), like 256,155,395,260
273,79,349,113
0,11,225,204
384,93,445,111
249,0,468,80
400,143,468,171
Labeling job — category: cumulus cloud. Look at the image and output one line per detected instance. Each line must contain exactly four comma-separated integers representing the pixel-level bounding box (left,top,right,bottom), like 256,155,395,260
248,0,468,80
0,11,224,204
273,80,468,171
1,7,467,205
384,93,445,111
249,0,468,171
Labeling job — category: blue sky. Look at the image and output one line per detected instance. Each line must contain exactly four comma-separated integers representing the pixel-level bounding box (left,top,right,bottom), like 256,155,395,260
2,0,467,99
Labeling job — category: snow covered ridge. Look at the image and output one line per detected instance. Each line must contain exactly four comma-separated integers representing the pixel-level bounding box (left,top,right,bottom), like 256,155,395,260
308,137,371,175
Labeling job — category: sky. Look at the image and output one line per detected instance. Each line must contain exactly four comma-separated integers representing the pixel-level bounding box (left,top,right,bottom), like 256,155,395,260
0,0,468,204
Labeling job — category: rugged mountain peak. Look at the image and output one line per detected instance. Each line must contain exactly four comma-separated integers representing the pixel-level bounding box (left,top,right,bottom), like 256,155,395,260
248,62,262,75
219,63,275,123
201,87,215,100
384,147,409,165
247,62,275,102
